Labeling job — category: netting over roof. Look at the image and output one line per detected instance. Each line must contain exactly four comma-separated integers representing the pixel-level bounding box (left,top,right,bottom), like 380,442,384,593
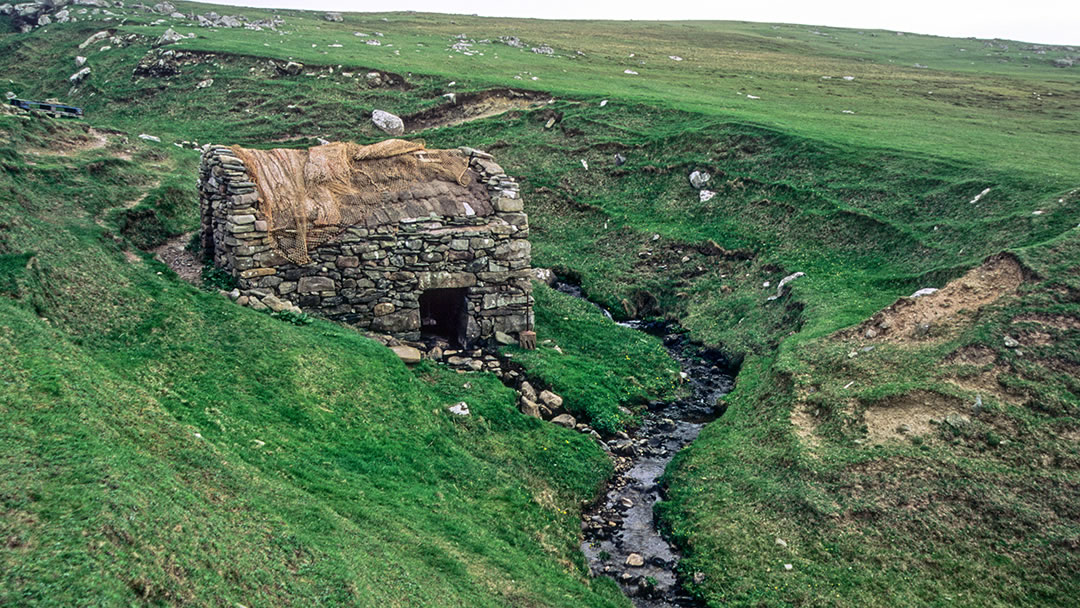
231,139,489,265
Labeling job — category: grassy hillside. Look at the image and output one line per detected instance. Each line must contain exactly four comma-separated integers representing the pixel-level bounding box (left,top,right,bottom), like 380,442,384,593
0,114,672,606
1,2,1078,607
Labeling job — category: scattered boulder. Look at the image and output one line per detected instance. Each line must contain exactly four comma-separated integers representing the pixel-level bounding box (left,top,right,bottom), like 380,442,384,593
156,27,184,46
371,109,404,135
278,61,303,76
324,11,342,22
614,153,626,166
75,56,87,67
689,170,710,189
390,345,422,364
69,67,91,84
551,413,576,429
1003,335,1019,348
196,78,213,89
448,401,470,416
530,267,556,285
79,31,111,50
519,381,538,402
539,390,563,409
494,331,515,345
152,1,176,14
909,287,938,298
625,553,645,567
519,398,541,418
699,189,716,202
364,71,383,86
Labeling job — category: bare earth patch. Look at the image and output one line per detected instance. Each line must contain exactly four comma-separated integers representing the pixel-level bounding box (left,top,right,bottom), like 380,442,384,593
842,253,1025,343
944,370,1027,406
153,232,201,285
942,344,997,366
862,390,964,442
404,89,553,132
25,127,109,157
790,404,821,448
1011,313,1080,331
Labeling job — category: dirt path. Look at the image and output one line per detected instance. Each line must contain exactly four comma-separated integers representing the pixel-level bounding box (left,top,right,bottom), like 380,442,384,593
153,231,202,285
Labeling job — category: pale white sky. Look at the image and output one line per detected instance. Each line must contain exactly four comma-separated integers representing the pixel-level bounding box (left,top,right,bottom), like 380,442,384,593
207,0,1079,45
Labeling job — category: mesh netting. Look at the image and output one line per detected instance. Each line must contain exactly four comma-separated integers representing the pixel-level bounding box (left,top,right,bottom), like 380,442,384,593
231,139,472,264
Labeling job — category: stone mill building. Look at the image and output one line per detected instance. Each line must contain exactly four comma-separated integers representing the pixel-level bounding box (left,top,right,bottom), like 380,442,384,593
199,139,535,348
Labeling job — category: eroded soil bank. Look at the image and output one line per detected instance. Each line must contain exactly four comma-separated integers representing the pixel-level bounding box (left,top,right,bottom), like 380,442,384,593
555,283,736,607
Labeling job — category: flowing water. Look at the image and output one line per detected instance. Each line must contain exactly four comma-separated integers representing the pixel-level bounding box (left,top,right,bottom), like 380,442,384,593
553,283,736,606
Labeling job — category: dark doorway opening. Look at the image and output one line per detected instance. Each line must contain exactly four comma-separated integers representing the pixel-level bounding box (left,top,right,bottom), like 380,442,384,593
420,288,468,345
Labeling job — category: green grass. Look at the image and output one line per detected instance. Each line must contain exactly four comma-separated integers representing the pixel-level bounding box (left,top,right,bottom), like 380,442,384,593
0,114,636,606
1,3,1079,607
503,284,682,433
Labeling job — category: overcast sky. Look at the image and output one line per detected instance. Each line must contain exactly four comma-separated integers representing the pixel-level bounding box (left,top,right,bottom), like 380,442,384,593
208,0,1079,45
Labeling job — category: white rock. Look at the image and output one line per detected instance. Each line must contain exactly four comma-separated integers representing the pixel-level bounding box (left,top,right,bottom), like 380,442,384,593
699,190,716,202
776,538,788,548
68,67,91,84
599,99,608,107
196,78,213,89
581,159,589,170
968,187,991,205
689,170,710,189
156,27,184,46
371,109,404,135
448,401,470,416
747,94,760,99
669,55,683,61
78,31,110,49
909,287,938,298
138,133,161,142
623,69,638,75
75,56,87,67
767,272,806,301
842,75,855,81
784,564,793,571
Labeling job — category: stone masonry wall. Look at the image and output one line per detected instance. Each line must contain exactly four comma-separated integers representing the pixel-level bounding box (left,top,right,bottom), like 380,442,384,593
199,145,533,346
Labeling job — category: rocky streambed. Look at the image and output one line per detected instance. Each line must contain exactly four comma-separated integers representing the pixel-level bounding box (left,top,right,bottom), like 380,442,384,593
554,284,736,606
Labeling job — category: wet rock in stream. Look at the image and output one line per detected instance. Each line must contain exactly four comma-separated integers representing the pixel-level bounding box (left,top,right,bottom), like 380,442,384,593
564,291,735,607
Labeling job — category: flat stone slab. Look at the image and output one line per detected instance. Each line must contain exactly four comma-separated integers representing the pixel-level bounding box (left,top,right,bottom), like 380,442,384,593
390,345,422,364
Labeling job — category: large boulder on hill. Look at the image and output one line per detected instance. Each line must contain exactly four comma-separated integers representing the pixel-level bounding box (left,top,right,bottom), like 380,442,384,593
371,109,405,135
155,27,183,46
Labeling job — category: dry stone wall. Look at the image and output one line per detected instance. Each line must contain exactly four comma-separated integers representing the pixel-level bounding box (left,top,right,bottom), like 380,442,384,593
199,144,534,347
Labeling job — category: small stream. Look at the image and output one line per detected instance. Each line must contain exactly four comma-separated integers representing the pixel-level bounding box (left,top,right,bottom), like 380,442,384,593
553,282,736,607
